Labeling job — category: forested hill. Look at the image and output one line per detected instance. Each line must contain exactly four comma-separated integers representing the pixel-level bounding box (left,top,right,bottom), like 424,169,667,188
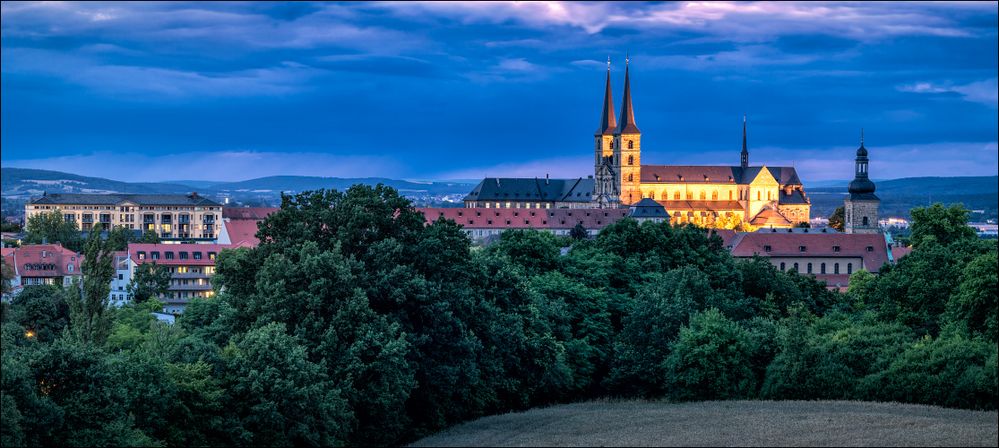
0,168,196,198
807,175,998,219
1,168,473,199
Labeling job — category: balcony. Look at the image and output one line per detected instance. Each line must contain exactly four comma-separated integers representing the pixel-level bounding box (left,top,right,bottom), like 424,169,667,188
172,272,211,279
169,283,213,291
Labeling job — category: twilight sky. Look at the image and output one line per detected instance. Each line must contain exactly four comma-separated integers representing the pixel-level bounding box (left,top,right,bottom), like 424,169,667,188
1,1,997,182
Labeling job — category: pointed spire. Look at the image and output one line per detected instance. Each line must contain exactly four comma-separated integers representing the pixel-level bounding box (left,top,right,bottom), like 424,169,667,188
595,56,617,135
617,54,640,134
740,114,749,168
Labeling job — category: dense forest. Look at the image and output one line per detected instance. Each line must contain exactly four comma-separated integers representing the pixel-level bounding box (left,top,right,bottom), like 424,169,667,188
2,185,996,447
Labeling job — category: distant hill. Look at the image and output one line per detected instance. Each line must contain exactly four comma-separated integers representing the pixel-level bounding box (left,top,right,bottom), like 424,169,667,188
4,168,994,220
1,168,475,217
1,167,197,198
808,175,998,219
210,175,472,195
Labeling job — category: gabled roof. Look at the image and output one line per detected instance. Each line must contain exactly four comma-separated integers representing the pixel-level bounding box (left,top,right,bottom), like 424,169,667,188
464,178,595,203
5,244,81,278
640,165,804,187
750,206,793,227
729,232,890,272
642,166,739,184
30,193,222,207
222,219,263,247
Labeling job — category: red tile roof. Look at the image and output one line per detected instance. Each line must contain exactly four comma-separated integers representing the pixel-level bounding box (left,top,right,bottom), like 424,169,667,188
223,219,262,247
128,243,249,266
891,245,912,261
222,207,279,220
418,207,631,230
749,207,793,227
4,244,81,278
730,232,890,272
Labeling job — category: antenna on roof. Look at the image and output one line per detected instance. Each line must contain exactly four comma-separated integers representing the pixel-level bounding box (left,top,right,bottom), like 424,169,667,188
860,128,865,146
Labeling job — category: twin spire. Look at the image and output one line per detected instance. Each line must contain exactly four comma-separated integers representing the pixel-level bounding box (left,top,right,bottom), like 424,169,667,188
596,56,639,136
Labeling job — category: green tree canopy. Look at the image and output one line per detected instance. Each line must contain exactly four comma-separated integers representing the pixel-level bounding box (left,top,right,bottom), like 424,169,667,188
24,209,81,252
126,263,172,304
909,203,977,249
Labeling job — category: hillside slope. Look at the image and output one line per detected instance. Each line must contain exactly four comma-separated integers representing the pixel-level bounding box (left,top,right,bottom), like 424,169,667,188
412,400,998,447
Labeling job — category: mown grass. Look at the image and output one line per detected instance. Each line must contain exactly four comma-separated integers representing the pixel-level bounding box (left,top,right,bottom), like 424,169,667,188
412,400,998,447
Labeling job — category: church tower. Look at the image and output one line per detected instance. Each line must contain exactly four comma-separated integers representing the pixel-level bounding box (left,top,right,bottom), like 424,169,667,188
844,130,880,234
615,57,642,205
593,58,619,208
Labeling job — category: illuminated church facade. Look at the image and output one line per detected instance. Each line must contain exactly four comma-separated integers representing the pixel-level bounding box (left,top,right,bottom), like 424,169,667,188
592,60,810,228
465,60,810,228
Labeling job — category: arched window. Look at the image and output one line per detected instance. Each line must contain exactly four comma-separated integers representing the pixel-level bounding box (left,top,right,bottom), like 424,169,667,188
700,191,706,200
820,263,826,274
793,262,799,272
627,155,634,165
661,191,669,200
609,141,614,150
628,173,633,182
768,191,772,201
757,191,761,201
728,191,733,200
712,191,718,201
628,140,634,149
834,263,840,274
674,191,681,200
686,192,693,200
847,263,853,274
862,216,869,226
780,262,785,271
807,263,813,274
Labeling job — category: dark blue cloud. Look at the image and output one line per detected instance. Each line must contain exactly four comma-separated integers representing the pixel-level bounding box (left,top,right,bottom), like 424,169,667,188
1,1,996,182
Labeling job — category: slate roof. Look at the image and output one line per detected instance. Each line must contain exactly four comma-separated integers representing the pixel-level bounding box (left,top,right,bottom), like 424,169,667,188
777,189,810,205
629,198,670,219
30,193,222,207
640,165,804,186
464,178,595,203
419,207,630,230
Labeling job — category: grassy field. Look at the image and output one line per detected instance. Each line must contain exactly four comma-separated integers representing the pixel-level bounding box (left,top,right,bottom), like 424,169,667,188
411,400,998,447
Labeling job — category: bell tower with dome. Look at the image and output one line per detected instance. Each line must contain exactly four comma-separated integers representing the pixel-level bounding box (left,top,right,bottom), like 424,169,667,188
844,130,880,234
